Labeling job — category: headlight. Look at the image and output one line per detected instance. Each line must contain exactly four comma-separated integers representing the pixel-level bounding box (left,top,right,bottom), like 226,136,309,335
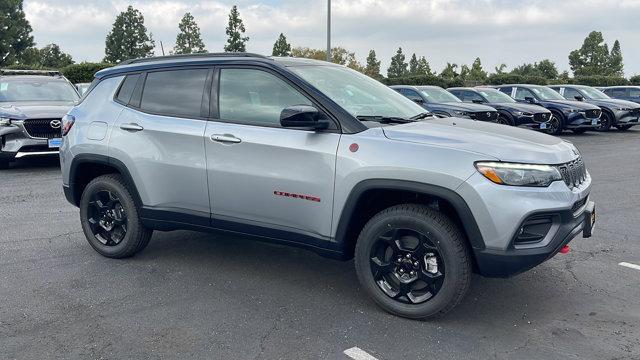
475,161,562,187
513,111,523,116
614,107,629,111
564,108,578,113
0,117,11,126
453,110,469,117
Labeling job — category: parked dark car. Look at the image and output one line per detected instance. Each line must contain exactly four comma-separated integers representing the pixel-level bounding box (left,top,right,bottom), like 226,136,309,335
549,85,640,131
390,85,499,122
448,87,552,132
601,86,640,105
494,84,600,134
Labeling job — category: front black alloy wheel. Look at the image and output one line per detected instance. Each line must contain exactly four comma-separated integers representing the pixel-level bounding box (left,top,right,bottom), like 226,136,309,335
545,114,562,135
355,204,471,319
596,112,613,131
80,174,152,258
370,228,445,304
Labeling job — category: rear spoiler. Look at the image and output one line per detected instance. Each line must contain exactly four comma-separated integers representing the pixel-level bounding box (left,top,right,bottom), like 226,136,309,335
0,69,62,77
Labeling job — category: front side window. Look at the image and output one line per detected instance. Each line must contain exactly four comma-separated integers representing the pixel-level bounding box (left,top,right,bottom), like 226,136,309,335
0,78,79,103
140,69,209,118
514,87,536,101
218,68,312,127
403,89,423,102
563,87,582,100
462,91,484,103
630,88,640,98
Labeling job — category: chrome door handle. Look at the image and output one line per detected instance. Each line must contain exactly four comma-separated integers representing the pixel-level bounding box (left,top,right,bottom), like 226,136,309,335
210,134,241,144
120,123,144,131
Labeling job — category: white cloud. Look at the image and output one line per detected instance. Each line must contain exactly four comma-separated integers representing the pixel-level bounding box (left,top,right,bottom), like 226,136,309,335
22,0,640,76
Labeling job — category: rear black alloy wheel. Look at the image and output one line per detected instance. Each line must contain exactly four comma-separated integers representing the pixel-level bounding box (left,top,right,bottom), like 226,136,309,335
80,174,152,258
87,190,128,246
370,228,445,304
355,204,471,319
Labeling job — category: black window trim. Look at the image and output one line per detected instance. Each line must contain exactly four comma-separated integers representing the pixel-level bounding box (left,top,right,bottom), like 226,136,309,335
211,64,341,133
117,65,214,121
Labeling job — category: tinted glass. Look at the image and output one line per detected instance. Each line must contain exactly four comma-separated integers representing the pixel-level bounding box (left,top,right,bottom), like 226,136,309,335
498,87,513,95
463,91,484,102
140,69,208,118
219,68,311,126
290,65,425,119
563,87,582,100
403,89,423,101
116,74,140,104
0,78,79,102
514,87,535,100
630,88,640,97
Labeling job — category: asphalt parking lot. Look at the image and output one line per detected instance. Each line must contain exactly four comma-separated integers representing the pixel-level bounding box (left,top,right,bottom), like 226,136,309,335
1,129,639,360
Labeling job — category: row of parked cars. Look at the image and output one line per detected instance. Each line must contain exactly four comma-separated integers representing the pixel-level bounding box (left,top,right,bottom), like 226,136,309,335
392,84,640,134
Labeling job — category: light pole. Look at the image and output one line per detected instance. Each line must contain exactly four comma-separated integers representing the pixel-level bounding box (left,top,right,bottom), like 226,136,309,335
326,0,331,62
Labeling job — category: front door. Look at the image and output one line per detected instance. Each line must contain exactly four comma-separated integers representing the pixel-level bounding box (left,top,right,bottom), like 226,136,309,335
204,67,341,240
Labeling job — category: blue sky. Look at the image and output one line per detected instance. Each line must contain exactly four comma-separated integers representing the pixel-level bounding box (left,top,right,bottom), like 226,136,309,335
23,0,640,76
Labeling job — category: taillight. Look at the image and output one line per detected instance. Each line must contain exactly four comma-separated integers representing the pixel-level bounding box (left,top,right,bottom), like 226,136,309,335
62,114,75,136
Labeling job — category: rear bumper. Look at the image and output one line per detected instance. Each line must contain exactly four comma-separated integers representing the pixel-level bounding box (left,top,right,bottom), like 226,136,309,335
475,201,595,277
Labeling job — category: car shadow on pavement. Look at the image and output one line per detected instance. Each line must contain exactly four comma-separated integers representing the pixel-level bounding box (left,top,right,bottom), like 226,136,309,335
5,155,60,170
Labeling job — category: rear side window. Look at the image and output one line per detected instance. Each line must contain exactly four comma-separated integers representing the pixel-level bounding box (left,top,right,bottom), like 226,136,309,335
140,69,209,118
115,74,140,104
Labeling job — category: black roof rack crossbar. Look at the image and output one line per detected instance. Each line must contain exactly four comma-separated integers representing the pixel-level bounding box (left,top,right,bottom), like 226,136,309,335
118,52,269,66
0,69,62,76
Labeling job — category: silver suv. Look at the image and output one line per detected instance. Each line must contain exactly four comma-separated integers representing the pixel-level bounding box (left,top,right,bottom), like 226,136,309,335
0,70,79,168
60,54,596,319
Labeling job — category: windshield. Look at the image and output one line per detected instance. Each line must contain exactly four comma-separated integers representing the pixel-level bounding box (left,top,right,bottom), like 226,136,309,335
476,88,516,103
579,87,610,100
0,78,79,103
530,86,565,101
418,87,461,103
288,65,425,119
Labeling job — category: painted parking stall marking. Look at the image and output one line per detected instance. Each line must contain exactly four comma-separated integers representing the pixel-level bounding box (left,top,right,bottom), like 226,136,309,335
619,262,640,271
344,347,379,360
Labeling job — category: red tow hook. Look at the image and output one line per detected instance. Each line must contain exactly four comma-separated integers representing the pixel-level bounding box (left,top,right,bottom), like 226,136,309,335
559,245,570,254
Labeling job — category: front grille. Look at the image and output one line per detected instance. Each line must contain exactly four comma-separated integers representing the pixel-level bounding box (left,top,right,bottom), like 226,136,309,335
22,119,62,139
557,157,588,190
533,112,551,123
471,111,498,122
581,109,601,119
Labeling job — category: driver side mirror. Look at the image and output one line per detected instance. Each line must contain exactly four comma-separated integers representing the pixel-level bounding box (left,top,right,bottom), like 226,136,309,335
574,95,584,101
412,98,425,104
280,105,329,130
524,96,537,104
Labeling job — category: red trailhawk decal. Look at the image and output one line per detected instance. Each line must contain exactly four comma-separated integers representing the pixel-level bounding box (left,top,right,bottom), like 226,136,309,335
274,191,321,202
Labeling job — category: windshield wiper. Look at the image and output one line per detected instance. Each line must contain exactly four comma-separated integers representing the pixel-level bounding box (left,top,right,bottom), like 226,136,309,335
356,115,416,124
410,112,434,120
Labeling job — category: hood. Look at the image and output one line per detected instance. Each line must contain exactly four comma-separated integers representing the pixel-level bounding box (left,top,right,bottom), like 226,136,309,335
0,102,74,120
585,98,640,109
432,102,497,112
382,118,578,164
540,99,600,110
489,102,549,114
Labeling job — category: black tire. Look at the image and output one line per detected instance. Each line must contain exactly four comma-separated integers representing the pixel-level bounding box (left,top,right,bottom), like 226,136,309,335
546,111,564,135
79,174,152,258
354,204,471,319
496,113,514,126
572,128,587,134
0,161,9,170
596,111,613,131
616,125,632,131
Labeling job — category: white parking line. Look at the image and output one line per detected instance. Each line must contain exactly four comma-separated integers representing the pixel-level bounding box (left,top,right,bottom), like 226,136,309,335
619,262,640,271
344,347,379,360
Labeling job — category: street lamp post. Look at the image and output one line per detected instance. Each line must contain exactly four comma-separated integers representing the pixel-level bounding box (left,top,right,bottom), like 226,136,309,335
327,0,331,62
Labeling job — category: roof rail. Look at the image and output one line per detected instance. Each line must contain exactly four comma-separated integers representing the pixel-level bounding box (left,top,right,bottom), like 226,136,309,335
0,69,62,76
118,53,269,66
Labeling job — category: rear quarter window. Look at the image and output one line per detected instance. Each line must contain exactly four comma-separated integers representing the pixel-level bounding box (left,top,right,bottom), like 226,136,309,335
115,74,140,104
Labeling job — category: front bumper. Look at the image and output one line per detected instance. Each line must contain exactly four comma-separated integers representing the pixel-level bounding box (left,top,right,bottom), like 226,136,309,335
1,124,59,161
565,113,599,129
474,200,595,277
614,110,640,126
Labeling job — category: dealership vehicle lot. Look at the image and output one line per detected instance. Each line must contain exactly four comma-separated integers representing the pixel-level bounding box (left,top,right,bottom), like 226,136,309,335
1,130,639,359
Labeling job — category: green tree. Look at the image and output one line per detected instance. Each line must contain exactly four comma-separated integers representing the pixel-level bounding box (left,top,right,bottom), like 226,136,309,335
290,46,363,71
408,53,419,75
272,33,291,57
416,56,433,76
387,47,408,78
224,5,249,52
363,50,382,79
494,63,508,75
468,57,487,81
0,0,35,66
535,59,559,79
174,13,206,54
39,44,74,68
608,40,623,77
629,74,640,85
439,63,459,80
568,31,613,76
104,6,155,63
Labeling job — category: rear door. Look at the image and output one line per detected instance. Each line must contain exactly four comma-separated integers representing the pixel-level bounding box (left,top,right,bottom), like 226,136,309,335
109,67,212,221
204,66,341,239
